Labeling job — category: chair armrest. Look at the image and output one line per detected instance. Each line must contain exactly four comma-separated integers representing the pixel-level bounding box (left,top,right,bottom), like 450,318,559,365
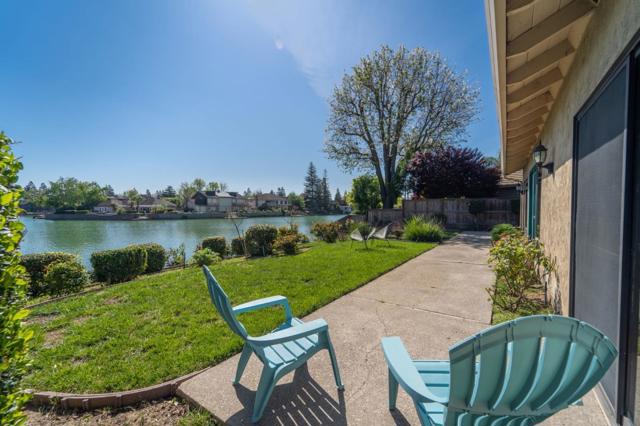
381,337,448,404
233,295,292,321
248,319,328,347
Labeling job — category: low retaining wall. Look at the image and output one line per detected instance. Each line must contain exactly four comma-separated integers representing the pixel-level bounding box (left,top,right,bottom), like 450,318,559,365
28,368,206,410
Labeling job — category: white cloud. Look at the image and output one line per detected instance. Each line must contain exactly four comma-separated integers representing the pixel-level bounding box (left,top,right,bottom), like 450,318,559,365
246,0,386,98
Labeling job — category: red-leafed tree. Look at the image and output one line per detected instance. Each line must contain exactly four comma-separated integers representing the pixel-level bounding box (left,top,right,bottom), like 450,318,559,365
406,146,500,198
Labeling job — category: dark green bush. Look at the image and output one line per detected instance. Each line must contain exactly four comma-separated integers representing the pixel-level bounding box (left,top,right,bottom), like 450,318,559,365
201,236,227,257
91,245,147,284
0,132,31,424
231,237,246,256
190,248,220,266
244,224,278,256
274,234,299,255
491,223,519,242
43,260,90,295
403,216,445,242
137,243,167,273
22,252,78,296
311,222,340,243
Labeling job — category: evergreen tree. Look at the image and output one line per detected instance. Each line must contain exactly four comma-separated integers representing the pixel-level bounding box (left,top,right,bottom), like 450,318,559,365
162,185,176,197
320,169,332,213
276,187,286,197
304,162,320,213
334,188,343,205
102,185,115,196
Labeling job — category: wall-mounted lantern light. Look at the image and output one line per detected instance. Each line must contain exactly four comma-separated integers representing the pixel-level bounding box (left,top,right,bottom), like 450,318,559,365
533,141,554,175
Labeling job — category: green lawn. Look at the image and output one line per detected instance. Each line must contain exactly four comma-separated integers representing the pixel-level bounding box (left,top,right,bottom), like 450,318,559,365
25,240,435,393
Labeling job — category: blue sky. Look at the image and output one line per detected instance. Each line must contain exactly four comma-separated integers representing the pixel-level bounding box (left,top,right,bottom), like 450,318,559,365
0,0,498,195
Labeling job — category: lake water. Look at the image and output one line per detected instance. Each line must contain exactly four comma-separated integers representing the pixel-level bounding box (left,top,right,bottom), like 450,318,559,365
20,215,343,266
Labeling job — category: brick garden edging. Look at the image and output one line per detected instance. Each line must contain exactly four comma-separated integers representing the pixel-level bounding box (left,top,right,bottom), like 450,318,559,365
27,367,208,410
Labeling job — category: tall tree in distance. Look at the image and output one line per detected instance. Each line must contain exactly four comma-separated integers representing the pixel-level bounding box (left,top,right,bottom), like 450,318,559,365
162,185,176,197
325,45,479,208
303,162,320,213
319,169,332,213
192,178,206,192
334,188,343,206
350,175,382,214
276,187,286,197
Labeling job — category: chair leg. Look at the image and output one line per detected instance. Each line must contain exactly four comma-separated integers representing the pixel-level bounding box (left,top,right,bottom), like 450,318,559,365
252,367,277,423
326,334,344,390
234,343,252,385
388,368,398,411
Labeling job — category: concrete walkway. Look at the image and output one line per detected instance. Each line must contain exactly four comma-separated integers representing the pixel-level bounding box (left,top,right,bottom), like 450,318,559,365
178,232,608,425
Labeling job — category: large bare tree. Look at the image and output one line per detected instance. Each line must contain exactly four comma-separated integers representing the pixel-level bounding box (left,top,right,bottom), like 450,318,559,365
325,45,479,208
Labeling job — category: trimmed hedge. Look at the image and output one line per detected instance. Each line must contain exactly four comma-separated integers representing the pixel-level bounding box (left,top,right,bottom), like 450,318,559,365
44,260,90,295
190,248,220,266
311,222,340,243
22,252,78,296
274,234,299,255
490,223,519,242
244,224,278,256
138,243,167,273
201,236,227,257
231,237,245,256
91,245,147,284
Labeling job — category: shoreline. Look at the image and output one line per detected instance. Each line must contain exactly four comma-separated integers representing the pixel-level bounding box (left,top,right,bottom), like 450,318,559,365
25,212,333,221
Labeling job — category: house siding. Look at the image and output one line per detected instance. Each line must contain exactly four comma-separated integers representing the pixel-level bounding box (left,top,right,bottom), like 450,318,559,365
528,0,640,315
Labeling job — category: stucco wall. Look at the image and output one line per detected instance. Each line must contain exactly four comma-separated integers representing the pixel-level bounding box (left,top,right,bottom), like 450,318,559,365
532,0,640,314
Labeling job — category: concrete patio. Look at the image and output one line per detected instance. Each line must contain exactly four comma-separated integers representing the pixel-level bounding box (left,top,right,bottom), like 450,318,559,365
178,232,609,425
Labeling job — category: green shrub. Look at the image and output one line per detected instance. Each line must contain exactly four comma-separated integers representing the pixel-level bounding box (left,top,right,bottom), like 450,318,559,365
403,216,445,242
137,243,167,273
244,224,278,256
43,260,90,295
0,132,30,424
231,237,246,256
166,244,185,268
430,213,448,227
490,223,519,242
201,236,227,257
190,248,220,266
90,245,147,284
274,234,299,255
488,233,554,312
278,224,309,243
22,252,78,296
311,222,340,243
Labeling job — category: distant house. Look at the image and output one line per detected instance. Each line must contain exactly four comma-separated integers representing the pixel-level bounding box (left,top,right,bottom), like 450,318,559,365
254,193,289,209
93,197,129,214
93,201,116,214
337,204,352,214
138,196,176,213
187,191,247,213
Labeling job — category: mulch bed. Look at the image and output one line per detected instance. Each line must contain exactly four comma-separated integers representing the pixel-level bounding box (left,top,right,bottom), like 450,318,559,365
26,398,213,426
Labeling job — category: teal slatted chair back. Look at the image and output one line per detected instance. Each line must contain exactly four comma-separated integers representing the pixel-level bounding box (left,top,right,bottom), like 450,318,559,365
202,266,248,338
445,315,617,426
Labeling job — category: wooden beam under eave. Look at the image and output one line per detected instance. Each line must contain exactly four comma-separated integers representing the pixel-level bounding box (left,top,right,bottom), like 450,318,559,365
507,127,540,143
506,0,596,57
507,68,563,104
507,106,548,129
507,0,539,16
508,139,538,157
507,92,554,120
507,116,544,131
507,40,575,85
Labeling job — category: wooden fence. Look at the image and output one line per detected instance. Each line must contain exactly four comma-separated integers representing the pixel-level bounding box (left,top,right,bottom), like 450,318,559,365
368,198,519,230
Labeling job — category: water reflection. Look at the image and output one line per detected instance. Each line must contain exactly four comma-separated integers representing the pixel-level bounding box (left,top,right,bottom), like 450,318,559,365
20,215,342,267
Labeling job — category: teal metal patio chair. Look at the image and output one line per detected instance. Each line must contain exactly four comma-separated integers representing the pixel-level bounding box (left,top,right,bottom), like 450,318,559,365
202,266,344,422
381,315,617,426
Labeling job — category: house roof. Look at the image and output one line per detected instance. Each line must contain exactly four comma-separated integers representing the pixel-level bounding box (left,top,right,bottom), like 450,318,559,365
485,0,598,174
95,201,115,207
255,193,287,201
193,190,242,199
